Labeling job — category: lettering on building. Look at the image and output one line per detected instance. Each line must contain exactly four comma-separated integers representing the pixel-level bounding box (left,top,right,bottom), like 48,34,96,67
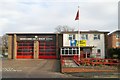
19,37,53,41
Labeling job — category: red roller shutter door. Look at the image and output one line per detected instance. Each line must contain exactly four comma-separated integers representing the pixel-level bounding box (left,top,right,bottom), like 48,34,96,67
39,40,56,59
17,41,34,59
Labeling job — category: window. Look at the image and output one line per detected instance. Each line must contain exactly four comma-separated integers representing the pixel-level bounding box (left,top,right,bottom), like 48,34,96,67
62,49,64,55
116,42,120,47
97,49,101,53
65,50,68,54
61,48,78,55
94,34,100,40
116,33,120,38
81,34,88,40
69,49,72,54
69,34,75,40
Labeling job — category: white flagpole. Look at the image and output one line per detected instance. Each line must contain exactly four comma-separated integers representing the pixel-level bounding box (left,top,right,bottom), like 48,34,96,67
78,6,80,61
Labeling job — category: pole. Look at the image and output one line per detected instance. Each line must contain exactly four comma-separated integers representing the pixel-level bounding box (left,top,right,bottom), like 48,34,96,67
78,6,80,61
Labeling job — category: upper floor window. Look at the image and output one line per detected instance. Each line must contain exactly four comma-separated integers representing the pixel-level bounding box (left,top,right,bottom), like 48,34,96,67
81,34,88,40
116,42,120,47
68,34,75,40
94,34,100,40
116,33,120,38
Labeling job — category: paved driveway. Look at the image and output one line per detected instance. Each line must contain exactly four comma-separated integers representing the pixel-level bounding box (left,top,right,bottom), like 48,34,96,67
1,59,119,78
1,59,75,78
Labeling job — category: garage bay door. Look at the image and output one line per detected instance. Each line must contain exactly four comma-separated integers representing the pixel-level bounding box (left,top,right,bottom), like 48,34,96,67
17,41,34,59
39,36,56,59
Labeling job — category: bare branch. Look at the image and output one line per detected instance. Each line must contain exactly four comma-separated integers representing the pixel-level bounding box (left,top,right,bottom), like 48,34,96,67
55,25,75,32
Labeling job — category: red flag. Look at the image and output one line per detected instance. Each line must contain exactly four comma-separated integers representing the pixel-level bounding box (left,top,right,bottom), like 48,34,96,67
75,10,79,20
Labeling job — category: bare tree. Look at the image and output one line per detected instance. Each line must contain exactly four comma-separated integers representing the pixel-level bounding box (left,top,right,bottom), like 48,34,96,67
0,36,2,54
55,25,75,33
55,25,62,32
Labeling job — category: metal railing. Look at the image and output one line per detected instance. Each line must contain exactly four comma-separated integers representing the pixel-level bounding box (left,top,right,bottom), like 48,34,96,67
73,55,119,66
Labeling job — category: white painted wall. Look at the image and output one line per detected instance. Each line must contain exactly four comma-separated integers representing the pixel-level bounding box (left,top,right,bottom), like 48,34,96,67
63,34,70,46
63,33,105,58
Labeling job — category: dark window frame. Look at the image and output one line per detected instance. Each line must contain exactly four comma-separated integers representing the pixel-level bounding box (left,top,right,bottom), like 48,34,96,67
68,34,75,40
81,34,88,40
94,34,100,40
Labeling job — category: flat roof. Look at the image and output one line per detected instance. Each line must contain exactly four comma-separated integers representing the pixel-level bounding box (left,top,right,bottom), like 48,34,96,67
6,30,110,35
61,30,109,34
6,32,62,35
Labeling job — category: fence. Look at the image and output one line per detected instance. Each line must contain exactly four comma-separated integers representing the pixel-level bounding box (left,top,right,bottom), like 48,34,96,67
73,55,119,66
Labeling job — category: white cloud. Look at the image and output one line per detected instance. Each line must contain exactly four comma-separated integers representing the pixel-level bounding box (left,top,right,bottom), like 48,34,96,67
0,0,119,35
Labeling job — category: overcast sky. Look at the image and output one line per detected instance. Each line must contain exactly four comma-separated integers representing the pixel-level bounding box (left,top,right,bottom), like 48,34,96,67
0,0,119,35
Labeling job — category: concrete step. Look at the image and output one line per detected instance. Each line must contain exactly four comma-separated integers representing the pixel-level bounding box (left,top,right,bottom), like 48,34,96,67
64,60,79,67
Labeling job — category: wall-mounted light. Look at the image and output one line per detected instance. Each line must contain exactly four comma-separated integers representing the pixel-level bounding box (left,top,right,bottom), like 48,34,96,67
35,36,38,40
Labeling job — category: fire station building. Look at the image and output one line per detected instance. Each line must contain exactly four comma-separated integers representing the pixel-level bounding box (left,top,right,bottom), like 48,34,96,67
7,33,63,59
7,30,109,59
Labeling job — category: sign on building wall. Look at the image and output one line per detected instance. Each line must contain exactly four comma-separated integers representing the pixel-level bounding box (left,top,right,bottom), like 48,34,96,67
70,40,86,47
76,40,86,47
17,36,54,41
70,40,77,46
18,37,53,41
